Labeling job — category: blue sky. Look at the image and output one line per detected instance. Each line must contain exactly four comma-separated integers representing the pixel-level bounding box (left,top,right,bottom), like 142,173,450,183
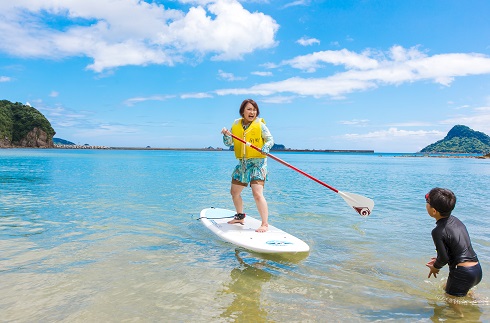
0,0,489,152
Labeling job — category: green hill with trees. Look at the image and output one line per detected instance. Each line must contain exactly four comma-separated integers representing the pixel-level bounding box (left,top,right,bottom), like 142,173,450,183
53,138,75,145
420,125,490,154
0,100,56,148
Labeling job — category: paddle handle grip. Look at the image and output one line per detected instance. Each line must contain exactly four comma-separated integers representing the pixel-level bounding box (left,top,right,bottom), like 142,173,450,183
229,133,339,193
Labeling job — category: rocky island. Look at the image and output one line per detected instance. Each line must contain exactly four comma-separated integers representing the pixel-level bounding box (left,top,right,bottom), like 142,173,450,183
0,100,55,148
396,125,490,158
420,125,490,154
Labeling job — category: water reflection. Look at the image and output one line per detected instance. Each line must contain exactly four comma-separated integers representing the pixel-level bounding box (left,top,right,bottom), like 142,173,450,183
429,300,483,321
426,278,488,321
218,249,310,322
219,249,273,322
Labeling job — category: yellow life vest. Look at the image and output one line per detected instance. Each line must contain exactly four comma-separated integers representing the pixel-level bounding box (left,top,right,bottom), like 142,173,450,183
231,118,266,159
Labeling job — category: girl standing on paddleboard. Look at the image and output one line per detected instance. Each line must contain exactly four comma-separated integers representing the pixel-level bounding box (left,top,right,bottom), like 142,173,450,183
221,99,274,232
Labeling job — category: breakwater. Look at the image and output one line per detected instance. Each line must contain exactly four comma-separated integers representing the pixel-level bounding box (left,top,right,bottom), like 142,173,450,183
53,144,374,153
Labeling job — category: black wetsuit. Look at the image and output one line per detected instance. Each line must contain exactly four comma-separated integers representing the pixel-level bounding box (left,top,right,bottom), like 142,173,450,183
431,215,482,296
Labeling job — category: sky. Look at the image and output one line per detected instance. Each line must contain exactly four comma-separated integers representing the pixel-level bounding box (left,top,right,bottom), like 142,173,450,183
0,0,489,153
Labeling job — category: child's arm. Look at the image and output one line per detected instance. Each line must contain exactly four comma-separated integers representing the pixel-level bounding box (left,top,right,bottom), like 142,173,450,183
431,231,449,269
260,123,274,154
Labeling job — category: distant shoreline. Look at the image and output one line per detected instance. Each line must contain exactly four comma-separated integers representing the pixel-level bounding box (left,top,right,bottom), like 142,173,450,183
5,145,489,158
63,145,375,153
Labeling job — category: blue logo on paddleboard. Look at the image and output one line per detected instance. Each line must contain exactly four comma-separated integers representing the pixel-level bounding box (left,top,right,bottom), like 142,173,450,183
210,219,221,228
266,240,293,246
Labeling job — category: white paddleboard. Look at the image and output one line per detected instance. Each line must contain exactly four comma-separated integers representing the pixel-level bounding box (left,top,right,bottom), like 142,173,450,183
199,207,310,254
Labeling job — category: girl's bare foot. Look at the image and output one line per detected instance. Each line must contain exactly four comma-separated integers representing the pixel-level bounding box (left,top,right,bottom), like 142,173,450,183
256,224,268,232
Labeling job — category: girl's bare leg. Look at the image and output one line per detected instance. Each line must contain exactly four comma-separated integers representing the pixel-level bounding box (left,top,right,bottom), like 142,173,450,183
251,183,268,232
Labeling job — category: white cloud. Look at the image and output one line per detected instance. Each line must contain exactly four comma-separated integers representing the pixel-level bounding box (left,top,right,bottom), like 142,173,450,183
283,0,309,8
296,37,320,46
216,75,376,97
76,124,139,137
124,95,175,106
168,1,279,61
441,106,490,135
0,0,278,72
261,96,296,104
343,128,443,139
387,122,432,127
49,91,59,97
0,76,11,82
453,104,471,110
339,119,369,126
181,92,213,99
251,71,273,77
34,103,92,130
261,62,279,69
218,70,246,81
340,127,446,152
282,48,379,72
216,45,490,98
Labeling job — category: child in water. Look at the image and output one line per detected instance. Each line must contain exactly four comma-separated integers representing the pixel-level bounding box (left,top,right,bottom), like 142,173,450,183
425,187,482,299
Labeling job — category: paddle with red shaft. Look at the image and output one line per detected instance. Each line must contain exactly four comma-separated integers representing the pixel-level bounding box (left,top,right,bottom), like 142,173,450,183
229,133,374,216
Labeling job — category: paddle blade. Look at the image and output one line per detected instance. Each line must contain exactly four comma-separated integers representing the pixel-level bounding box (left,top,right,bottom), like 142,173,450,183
338,191,374,217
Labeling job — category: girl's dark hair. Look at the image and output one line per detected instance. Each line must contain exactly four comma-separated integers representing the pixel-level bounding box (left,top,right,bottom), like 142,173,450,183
428,187,456,217
239,99,260,117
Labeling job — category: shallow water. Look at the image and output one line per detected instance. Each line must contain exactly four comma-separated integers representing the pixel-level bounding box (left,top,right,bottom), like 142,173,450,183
0,149,489,322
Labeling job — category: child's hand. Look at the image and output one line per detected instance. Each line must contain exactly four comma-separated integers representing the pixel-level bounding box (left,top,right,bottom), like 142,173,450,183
426,257,436,266
426,257,440,278
221,128,231,136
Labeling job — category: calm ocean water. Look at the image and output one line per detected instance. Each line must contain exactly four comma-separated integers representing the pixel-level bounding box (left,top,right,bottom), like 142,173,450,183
1,149,489,322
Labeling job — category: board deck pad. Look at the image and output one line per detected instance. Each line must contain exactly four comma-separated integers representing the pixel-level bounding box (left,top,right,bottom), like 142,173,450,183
200,207,310,253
